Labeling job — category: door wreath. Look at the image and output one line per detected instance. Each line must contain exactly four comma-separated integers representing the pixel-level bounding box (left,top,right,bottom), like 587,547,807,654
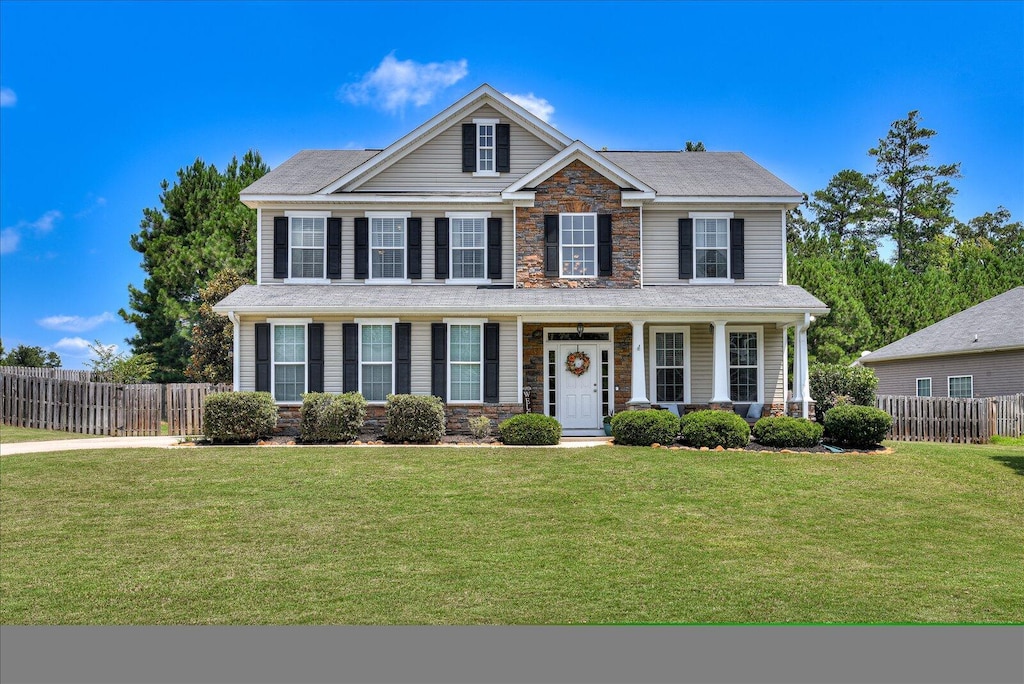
565,350,591,376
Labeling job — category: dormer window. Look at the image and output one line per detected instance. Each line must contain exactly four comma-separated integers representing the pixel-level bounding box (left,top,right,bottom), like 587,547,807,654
463,120,510,175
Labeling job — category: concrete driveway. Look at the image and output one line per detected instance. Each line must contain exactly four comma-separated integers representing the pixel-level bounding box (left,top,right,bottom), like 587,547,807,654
0,436,181,456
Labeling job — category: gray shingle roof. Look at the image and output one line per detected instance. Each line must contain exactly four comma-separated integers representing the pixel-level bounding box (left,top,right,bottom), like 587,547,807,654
214,284,827,316
602,151,801,197
859,287,1024,363
242,150,380,195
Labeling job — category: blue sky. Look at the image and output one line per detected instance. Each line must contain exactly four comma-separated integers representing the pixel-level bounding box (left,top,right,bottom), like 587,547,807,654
1,1,1021,369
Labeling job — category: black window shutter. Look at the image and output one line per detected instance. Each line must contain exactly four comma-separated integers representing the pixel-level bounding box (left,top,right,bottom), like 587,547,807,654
484,323,500,403
730,218,745,280
354,217,369,280
434,218,450,280
407,218,422,280
496,123,510,173
342,323,359,393
431,323,447,401
395,323,411,394
487,217,502,281
462,123,476,172
678,218,694,280
544,215,559,277
307,323,324,393
255,323,271,392
327,218,342,279
273,217,289,279
597,214,613,277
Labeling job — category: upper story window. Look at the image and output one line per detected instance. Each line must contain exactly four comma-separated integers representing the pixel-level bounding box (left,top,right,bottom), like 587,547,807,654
560,213,597,278
477,120,496,173
370,216,406,279
695,218,729,279
948,375,973,398
917,378,932,397
289,215,327,280
450,215,487,280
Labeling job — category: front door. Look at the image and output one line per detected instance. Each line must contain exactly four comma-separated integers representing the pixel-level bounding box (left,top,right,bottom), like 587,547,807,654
558,343,600,430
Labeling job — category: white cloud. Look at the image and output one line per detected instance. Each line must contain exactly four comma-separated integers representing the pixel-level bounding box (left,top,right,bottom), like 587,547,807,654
504,92,555,124
0,210,63,255
37,312,116,333
53,337,95,352
0,87,15,108
74,196,108,219
340,53,468,113
0,228,19,255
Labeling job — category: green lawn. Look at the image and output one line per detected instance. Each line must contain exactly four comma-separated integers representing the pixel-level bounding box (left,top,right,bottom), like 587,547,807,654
0,425,103,444
1,441,1021,624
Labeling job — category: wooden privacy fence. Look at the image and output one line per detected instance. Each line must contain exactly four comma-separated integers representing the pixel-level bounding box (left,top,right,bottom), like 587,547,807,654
0,366,96,382
1,373,233,437
876,394,1024,443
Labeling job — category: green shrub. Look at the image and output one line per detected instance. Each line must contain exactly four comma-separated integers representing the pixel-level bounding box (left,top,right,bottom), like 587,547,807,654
468,415,492,439
679,410,750,449
383,394,446,443
610,409,680,446
300,392,366,443
809,363,879,418
498,413,562,445
751,416,824,448
203,391,277,443
823,404,892,448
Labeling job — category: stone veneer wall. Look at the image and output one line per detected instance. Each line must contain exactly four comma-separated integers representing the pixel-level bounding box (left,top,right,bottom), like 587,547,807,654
516,160,640,289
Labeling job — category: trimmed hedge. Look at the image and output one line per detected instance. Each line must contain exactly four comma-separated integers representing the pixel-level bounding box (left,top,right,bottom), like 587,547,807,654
610,409,679,446
383,394,446,443
751,416,823,448
300,392,366,443
498,413,562,445
679,410,750,449
809,363,879,418
823,404,892,448
203,391,277,443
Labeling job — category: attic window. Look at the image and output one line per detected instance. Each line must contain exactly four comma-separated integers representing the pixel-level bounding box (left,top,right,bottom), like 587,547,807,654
464,120,509,175
475,119,497,175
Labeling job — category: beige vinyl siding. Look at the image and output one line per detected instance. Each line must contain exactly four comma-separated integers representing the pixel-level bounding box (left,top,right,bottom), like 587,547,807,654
357,105,559,192
238,318,256,391
763,326,785,405
642,208,785,285
498,318,518,404
410,322,432,395
324,322,343,393
688,324,713,402
865,350,1024,398
260,206,513,286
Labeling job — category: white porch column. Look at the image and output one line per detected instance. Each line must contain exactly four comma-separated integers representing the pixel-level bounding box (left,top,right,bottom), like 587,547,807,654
791,324,804,403
227,311,241,392
798,324,812,419
627,320,649,406
710,319,731,404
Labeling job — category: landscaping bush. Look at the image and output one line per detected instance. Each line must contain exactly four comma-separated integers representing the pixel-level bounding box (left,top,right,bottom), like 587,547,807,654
610,409,680,446
679,410,750,449
809,363,879,418
498,413,562,445
468,415,492,439
299,392,366,443
203,391,277,443
751,416,824,448
823,404,892,448
382,394,446,443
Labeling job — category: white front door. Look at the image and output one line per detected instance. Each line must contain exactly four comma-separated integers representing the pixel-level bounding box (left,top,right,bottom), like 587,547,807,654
558,343,600,430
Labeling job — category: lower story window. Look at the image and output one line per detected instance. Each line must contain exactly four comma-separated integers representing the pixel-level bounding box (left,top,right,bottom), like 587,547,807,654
653,330,686,403
449,323,482,402
948,376,973,398
729,331,759,402
273,324,306,403
917,378,932,397
361,324,393,402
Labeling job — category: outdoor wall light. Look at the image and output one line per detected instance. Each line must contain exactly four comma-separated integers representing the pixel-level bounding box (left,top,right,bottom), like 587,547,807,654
577,322,585,338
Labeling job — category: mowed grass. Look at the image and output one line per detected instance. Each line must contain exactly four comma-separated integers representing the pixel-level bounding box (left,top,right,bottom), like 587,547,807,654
0,425,103,444
2,441,1022,624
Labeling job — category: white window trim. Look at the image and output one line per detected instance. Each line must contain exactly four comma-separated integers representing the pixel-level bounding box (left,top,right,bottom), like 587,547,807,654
473,118,500,177
356,319,397,405
445,211,492,284
559,212,598,279
916,377,932,397
648,326,691,405
268,318,313,406
947,375,973,398
444,318,486,404
366,212,410,282
689,211,734,284
284,212,330,284
726,325,764,404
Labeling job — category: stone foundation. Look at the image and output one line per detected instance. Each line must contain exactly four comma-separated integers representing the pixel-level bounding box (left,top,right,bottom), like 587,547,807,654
274,402,524,437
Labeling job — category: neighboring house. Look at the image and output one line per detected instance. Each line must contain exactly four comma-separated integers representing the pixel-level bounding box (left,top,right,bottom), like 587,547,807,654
213,85,828,434
858,286,1024,399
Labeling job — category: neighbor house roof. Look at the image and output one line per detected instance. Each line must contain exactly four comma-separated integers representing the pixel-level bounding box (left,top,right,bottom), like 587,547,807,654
859,286,1024,364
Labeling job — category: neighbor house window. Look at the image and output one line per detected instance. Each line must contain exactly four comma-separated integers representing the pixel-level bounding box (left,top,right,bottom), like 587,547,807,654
650,328,688,404
360,324,394,402
917,378,932,397
273,324,306,403
729,330,760,402
560,213,596,277
290,216,326,279
695,217,729,279
477,120,496,172
451,216,487,280
370,217,405,279
948,376,973,398
448,322,483,403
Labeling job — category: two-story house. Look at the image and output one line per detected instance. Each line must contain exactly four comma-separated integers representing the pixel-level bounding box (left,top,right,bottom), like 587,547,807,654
213,85,828,435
